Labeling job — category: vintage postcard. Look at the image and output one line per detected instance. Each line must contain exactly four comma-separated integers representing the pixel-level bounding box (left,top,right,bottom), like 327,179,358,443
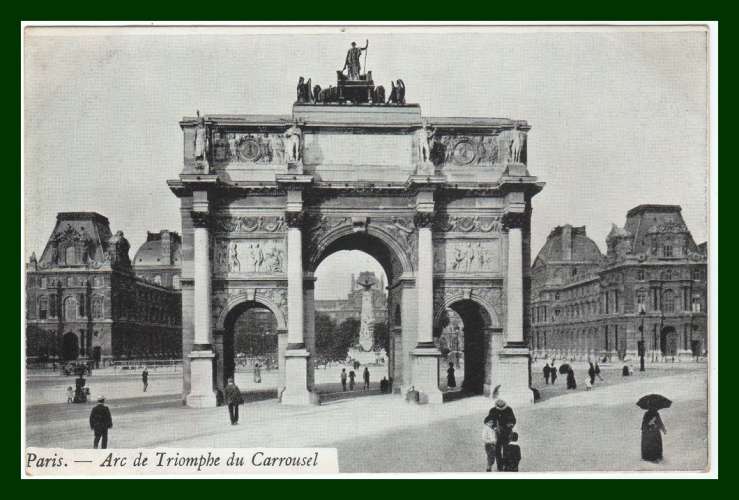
22,22,717,478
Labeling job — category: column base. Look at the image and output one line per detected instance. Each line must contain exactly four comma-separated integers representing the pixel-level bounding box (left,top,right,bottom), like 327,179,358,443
411,345,443,404
280,349,317,405
186,350,216,408
494,346,534,407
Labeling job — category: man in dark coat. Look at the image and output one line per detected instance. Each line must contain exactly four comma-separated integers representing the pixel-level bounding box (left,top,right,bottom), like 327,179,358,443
543,363,551,384
588,363,596,385
487,399,517,471
89,396,113,449
142,368,149,392
550,363,557,384
224,377,243,425
567,367,577,389
363,367,370,390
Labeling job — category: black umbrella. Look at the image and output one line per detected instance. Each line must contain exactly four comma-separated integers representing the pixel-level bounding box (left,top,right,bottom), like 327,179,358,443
558,363,571,374
637,394,672,411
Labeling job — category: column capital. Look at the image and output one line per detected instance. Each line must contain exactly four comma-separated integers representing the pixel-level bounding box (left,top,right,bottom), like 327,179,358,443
285,210,307,229
190,210,212,229
502,211,527,230
414,211,435,229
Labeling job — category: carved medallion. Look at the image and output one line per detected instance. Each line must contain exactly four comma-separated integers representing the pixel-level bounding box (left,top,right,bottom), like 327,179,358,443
452,140,477,165
239,138,261,162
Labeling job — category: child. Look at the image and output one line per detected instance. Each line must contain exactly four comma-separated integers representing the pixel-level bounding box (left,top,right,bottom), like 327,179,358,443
501,432,521,472
66,386,74,404
482,417,497,472
585,378,593,391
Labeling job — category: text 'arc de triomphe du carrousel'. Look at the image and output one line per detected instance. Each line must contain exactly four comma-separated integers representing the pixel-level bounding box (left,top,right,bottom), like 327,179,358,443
168,42,544,407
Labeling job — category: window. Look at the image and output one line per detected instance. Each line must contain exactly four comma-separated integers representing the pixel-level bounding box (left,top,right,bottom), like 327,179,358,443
94,276,103,288
67,276,74,287
40,277,47,288
173,275,181,290
663,290,675,313
555,292,560,301
65,246,77,265
571,268,578,278
636,289,647,306
692,297,702,313
78,293,86,317
692,269,701,280
637,269,645,281
38,296,48,319
49,293,57,318
92,296,103,319
663,245,673,257
64,296,77,320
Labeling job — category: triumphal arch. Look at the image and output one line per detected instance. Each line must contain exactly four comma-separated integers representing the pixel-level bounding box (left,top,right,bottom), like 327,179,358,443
168,58,544,408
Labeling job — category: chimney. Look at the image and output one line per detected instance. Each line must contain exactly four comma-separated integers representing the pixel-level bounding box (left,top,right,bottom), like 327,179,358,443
161,230,171,264
561,225,572,260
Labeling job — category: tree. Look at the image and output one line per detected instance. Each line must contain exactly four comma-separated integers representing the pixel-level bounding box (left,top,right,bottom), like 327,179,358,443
373,321,389,352
314,313,338,364
336,317,360,360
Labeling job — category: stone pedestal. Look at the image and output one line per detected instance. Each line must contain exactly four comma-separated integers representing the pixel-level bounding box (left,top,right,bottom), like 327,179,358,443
281,349,316,405
186,350,217,408
496,346,534,407
411,346,443,404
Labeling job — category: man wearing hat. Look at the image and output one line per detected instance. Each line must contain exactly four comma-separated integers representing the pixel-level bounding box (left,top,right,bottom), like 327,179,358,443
89,396,113,449
486,399,517,471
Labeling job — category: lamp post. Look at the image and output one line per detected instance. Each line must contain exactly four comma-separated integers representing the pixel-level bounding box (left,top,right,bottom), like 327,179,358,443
638,303,646,372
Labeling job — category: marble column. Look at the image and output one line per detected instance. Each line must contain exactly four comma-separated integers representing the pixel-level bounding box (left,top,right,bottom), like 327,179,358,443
186,210,216,408
496,211,533,406
281,211,313,405
411,211,442,404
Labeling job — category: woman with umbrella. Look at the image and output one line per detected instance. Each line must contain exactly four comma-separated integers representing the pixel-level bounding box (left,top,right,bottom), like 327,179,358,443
638,394,670,462
559,363,576,390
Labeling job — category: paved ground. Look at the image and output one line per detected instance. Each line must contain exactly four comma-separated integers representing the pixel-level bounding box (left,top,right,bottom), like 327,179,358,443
25,363,708,473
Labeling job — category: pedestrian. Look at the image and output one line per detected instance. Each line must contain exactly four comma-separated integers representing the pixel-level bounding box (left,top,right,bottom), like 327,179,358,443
253,362,262,383
482,416,497,472
66,386,74,404
566,367,577,389
641,408,667,462
89,396,113,449
349,370,356,390
595,362,603,381
585,378,593,391
380,376,388,393
500,432,521,472
588,362,596,385
224,377,243,425
363,367,370,390
447,362,457,388
487,399,517,471
622,365,631,377
142,368,149,392
340,368,347,391
543,363,551,384
550,363,557,384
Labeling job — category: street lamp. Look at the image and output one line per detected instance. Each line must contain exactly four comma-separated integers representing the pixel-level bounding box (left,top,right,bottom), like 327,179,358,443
638,303,646,372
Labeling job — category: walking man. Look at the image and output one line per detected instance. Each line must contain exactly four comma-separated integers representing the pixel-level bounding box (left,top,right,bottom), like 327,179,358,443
363,366,370,390
486,399,517,471
89,396,113,449
543,363,551,384
224,377,243,425
340,368,347,391
142,368,149,392
349,370,356,391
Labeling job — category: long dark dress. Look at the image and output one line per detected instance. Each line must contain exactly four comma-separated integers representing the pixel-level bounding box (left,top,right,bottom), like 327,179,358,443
447,366,456,388
641,410,666,462
566,369,577,389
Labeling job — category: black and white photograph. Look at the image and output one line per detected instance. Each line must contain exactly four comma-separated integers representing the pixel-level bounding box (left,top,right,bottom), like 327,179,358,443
22,22,717,477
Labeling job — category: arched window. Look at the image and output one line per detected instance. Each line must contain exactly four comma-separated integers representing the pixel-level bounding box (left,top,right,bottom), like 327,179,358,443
172,275,181,290
64,296,77,320
38,296,48,319
663,290,676,313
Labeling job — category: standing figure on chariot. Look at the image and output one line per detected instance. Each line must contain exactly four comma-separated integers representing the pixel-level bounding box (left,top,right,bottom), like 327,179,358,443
343,40,369,80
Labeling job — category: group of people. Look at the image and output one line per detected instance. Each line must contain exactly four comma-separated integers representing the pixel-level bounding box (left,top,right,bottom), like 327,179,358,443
340,366,371,391
542,361,603,391
482,399,521,472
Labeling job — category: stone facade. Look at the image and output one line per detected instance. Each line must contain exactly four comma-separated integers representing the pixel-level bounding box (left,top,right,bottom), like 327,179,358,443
26,212,182,365
169,101,544,407
530,205,708,362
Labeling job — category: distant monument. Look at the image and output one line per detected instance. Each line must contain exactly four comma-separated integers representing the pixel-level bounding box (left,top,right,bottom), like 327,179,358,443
357,273,376,351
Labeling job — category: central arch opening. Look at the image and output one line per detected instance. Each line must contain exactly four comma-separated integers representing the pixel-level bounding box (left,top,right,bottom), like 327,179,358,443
437,299,491,396
222,301,279,401
311,231,397,401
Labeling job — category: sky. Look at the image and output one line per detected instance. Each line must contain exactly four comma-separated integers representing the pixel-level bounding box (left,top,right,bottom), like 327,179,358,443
23,25,709,300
